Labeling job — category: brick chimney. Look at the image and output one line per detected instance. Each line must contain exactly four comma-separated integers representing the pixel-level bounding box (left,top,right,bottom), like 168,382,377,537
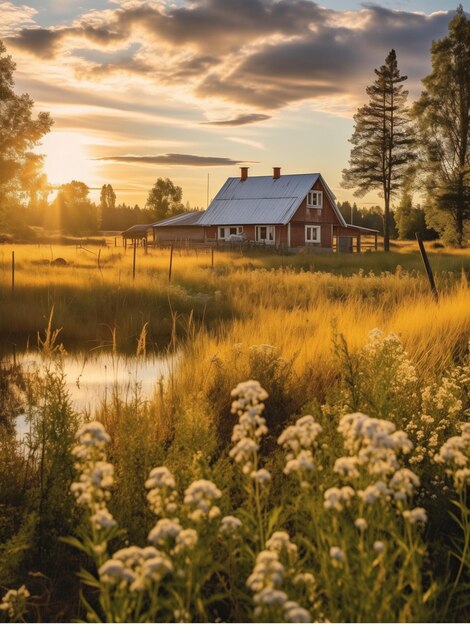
240,166,249,181
273,167,281,179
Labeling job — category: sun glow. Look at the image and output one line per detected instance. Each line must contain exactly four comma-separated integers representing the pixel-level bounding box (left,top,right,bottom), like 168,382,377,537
41,131,93,186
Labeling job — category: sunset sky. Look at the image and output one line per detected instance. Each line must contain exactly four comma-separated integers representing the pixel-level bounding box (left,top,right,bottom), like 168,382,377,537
1,0,468,208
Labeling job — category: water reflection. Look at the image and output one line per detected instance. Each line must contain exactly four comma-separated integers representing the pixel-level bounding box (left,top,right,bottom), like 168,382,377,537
15,351,176,436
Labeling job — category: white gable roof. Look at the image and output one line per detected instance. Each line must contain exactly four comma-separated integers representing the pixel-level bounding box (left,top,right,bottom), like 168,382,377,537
197,173,346,226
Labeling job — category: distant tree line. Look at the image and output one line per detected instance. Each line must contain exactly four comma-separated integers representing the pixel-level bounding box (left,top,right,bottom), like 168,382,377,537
337,196,438,241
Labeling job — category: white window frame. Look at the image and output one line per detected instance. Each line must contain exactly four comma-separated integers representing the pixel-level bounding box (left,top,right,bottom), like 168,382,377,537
307,190,323,209
255,225,276,244
218,226,243,240
305,224,321,244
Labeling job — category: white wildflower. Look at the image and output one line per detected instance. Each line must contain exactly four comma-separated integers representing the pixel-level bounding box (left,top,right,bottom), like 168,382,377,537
247,550,284,592
402,507,427,525
284,450,314,476
184,479,222,522
354,517,368,532
229,437,259,474
99,546,173,590
293,572,315,586
334,456,360,479
230,380,269,475
148,518,183,546
455,468,470,487
373,541,385,553
146,466,178,517
174,528,198,553
253,588,288,614
0,586,30,620
266,531,298,560
329,546,345,562
389,468,420,501
323,486,355,511
70,421,117,531
141,554,173,583
278,415,322,481
436,424,470,489
358,480,390,505
283,601,311,623
90,509,117,530
219,515,242,537
251,468,271,485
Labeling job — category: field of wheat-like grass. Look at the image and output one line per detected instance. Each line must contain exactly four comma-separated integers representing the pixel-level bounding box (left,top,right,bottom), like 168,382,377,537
0,241,469,622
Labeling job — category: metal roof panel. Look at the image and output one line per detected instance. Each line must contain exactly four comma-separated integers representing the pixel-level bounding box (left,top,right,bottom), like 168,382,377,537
152,212,204,227
198,173,345,226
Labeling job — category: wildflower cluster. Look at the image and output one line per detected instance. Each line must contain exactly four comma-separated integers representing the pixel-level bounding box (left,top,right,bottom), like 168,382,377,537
247,531,310,622
436,423,470,488
409,351,470,475
230,380,270,481
146,466,178,517
184,479,222,523
99,546,173,591
0,585,30,621
278,415,322,485
70,421,117,532
335,412,419,506
218,515,243,538
340,329,419,425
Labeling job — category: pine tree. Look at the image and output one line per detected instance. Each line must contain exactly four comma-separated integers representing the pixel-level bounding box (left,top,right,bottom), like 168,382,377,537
413,5,470,246
342,49,416,251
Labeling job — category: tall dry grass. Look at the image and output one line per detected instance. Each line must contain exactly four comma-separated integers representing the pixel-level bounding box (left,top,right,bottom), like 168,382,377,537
1,242,469,352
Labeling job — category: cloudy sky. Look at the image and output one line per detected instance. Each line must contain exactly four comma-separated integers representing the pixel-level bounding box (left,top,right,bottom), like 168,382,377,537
1,0,467,208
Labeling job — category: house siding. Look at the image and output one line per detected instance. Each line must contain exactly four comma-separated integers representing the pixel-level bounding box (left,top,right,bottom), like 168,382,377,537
289,179,337,248
154,226,205,244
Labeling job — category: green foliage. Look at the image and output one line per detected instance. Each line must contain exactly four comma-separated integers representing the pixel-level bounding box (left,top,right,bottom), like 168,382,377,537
146,178,184,222
413,5,470,246
51,181,99,235
395,188,438,240
342,49,416,251
99,184,117,230
0,40,52,230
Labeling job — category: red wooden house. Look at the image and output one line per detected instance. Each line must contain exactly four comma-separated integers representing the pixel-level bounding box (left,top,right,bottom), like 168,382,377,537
198,167,378,252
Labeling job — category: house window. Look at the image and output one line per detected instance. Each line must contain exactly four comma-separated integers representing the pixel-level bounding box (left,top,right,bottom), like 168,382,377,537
307,190,323,208
255,225,275,244
218,226,243,240
305,225,321,243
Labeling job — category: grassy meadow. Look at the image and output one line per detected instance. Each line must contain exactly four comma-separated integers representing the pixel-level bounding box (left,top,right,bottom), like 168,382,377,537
1,240,470,622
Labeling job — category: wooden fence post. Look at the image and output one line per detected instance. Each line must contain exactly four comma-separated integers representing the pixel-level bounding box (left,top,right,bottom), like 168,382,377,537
11,251,15,293
415,232,438,301
169,244,174,281
133,240,137,280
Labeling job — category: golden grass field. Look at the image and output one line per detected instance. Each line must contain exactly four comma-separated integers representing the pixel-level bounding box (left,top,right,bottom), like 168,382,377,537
1,240,470,623
1,241,469,370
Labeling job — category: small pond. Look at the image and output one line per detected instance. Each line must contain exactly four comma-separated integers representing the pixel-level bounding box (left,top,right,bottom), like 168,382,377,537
11,351,177,437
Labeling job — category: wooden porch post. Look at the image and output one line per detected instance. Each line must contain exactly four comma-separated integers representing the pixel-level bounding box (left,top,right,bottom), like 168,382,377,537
374,233,378,251
357,234,361,253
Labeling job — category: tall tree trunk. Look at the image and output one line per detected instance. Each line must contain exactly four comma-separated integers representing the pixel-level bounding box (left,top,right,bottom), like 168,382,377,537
456,176,464,246
384,194,390,251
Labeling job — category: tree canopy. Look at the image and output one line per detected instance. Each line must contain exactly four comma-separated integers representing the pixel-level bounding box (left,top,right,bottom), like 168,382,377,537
342,49,416,251
146,178,184,222
52,181,98,234
413,5,470,245
0,40,52,229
